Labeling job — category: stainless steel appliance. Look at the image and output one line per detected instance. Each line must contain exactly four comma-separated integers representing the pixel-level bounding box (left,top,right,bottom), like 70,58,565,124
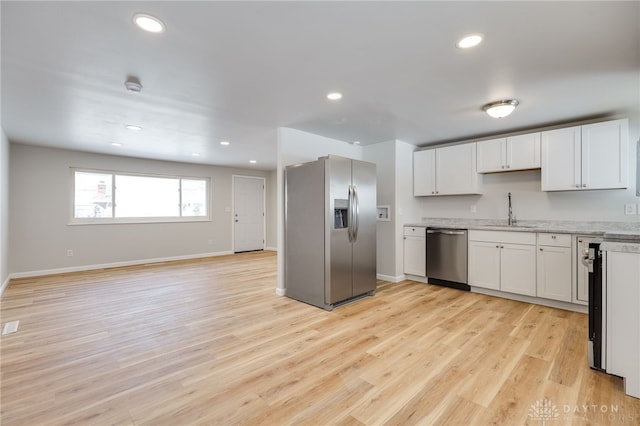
586,240,606,370
285,156,377,310
426,228,469,290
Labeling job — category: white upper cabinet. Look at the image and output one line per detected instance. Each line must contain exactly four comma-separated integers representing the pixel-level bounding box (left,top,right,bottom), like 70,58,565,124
477,133,541,173
541,118,628,191
413,143,481,196
413,149,436,196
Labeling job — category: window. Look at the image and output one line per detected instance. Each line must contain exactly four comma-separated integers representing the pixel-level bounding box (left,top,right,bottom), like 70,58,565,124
72,169,210,224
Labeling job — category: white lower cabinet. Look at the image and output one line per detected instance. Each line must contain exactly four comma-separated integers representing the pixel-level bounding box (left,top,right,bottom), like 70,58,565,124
536,233,572,302
468,231,536,296
403,226,426,277
605,250,640,398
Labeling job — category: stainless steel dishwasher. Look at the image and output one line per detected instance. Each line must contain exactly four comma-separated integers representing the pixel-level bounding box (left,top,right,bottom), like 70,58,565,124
426,228,469,290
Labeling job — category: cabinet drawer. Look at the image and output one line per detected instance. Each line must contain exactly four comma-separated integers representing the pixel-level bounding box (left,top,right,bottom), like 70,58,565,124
538,233,571,247
468,230,536,245
404,226,426,237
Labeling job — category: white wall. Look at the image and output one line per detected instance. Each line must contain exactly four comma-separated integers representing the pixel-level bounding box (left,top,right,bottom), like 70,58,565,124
419,117,640,223
0,130,9,293
276,127,363,293
265,169,278,250
363,140,421,282
9,144,273,276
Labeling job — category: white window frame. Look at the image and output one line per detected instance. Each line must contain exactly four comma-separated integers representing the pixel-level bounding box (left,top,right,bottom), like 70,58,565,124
70,168,211,225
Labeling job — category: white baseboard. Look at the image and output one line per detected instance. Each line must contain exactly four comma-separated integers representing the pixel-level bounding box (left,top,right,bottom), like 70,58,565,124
471,287,588,314
377,273,406,283
0,275,10,297
265,246,278,252
7,251,235,280
275,287,286,296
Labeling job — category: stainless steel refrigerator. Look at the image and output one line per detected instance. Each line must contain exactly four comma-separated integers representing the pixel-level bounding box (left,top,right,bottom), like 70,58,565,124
285,155,377,310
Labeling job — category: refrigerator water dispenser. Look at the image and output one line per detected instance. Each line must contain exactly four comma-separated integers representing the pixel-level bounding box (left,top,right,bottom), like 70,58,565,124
334,199,348,229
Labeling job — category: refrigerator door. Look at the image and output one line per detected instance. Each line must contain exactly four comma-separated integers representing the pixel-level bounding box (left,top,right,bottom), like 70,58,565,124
327,157,354,304
351,159,377,297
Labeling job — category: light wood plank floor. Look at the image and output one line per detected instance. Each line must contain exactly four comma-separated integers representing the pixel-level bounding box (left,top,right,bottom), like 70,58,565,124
1,251,639,425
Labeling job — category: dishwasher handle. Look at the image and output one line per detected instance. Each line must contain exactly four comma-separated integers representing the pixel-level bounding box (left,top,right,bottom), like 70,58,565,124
427,229,465,235
441,230,466,236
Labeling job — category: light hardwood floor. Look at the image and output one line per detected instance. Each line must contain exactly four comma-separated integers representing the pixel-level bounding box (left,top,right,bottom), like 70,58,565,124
1,251,639,425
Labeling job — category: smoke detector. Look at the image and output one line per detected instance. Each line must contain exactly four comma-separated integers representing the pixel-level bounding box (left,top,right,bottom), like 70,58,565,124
124,77,143,93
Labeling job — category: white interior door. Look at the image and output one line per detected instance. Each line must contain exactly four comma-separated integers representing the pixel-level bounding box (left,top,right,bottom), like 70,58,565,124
233,176,265,253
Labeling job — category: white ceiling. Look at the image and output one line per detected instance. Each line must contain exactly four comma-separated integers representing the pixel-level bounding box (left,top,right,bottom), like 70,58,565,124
2,1,639,170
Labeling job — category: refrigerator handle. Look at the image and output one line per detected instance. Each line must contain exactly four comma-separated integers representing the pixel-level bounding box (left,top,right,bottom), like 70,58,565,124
353,185,360,242
347,185,354,242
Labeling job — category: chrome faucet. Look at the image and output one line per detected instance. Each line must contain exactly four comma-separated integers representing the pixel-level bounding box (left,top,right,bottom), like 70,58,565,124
507,192,515,226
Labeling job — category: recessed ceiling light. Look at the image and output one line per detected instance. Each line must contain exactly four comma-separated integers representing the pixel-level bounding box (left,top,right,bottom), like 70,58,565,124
249,160,257,164
482,99,519,118
133,13,165,33
111,142,122,147
220,141,230,146
327,92,343,101
456,33,484,49
125,124,142,131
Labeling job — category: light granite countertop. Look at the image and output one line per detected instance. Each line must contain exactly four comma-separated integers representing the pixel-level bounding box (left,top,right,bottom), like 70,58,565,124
405,218,640,237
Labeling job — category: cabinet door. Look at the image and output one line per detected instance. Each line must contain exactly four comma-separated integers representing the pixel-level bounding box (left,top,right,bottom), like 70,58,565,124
468,241,501,290
404,236,426,277
413,149,437,196
500,243,537,296
536,245,572,302
437,143,481,195
507,132,541,170
581,119,628,190
477,138,506,173
541,126,581,191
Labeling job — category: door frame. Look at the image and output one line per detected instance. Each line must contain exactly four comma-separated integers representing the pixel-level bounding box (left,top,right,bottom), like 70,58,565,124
232,175,266,253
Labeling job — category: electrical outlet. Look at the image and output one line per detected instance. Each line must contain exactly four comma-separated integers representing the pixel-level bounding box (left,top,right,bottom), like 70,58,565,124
66,249,74,257
624,203,637,215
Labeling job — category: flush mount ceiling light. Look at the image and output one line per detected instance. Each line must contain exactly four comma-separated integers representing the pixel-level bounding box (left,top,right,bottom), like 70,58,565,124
327,92,343,101
133,13,165,33
456,33,484,49
191,153,201,157
249,160,257,164
124,76,143,93
482,99,519,118
125,124,142,131
111,142,122,147
220,141,230,146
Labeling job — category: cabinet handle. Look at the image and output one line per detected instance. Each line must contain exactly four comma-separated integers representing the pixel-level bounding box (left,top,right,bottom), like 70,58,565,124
496,245,500,248
501,165,505,169
506,164,510,169
582,184,587,188
575,184,580,188
539,248,543,251
552,235,556,239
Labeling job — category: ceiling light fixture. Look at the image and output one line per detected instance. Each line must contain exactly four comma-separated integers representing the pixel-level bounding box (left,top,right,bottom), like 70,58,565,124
125,124,142,131
327,92,343,101
456,33,484,49
249,160,257,164
220,141,230,146
111,142,122,147
133,13,165,33
191,153,201,157
482,99,519,118
124,76,143,93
